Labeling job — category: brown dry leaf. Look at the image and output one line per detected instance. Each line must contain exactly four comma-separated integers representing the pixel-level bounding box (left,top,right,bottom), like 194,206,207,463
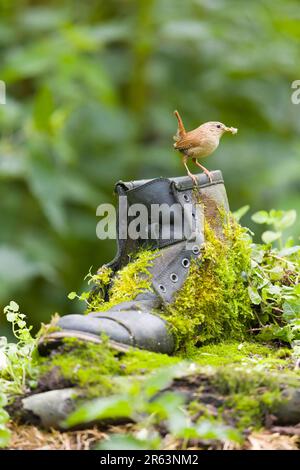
246,431,300,450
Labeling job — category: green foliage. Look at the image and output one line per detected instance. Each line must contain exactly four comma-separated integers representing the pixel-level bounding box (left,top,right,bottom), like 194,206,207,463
0,301,37,448
1,0,300,333
249,209,300,345
0,205,299,447
65,364,242,449
251,209,297,246
1,301,36,395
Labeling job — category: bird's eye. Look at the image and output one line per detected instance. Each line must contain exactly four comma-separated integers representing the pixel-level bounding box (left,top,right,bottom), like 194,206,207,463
216,124,221,129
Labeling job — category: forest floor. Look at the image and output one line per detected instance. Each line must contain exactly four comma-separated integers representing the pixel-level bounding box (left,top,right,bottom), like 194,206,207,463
5,339,300,450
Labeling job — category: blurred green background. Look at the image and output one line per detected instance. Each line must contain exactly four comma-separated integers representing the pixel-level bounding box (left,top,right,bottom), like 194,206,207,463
0,0,299,335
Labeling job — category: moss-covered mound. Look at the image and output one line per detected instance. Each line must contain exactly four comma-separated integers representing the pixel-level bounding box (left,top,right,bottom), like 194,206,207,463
33,339,300,431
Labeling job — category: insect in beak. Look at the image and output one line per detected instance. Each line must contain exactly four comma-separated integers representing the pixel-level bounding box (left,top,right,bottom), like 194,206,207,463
224,126,238,134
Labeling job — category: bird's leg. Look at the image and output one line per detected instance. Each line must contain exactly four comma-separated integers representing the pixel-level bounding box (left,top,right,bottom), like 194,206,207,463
182,156,198,185
193,159,213,183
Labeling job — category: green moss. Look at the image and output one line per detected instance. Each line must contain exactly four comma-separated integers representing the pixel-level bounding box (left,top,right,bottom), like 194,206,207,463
85,266,113,312
187,360,288,431
36,338,180,398
37,337,122,398
183,341,293,369
163,215,253,350
86,250,157,313
122,348,179,374
214,367,284,430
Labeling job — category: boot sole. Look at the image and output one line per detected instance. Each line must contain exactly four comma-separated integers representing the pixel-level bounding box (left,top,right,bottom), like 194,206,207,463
38,330,132,355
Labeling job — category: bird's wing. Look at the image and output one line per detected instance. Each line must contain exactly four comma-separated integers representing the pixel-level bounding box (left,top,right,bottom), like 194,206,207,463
174,129,204,150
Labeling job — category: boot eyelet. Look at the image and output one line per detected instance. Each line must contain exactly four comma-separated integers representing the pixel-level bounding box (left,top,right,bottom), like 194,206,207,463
159,284,166,293
182,258,190,268
183,194,190,202
192,245,200,255
170,273,178,282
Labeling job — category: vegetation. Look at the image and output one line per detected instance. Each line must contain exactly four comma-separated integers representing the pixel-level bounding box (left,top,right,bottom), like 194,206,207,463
0,209,299,449
1,0,300,336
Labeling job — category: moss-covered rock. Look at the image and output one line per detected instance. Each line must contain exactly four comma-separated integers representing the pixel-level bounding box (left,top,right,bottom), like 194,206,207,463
28,338,300,431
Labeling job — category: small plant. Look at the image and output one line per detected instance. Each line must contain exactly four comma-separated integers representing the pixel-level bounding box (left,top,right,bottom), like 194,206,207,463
1,301,36,395
0,301,37,448
248,209,300,346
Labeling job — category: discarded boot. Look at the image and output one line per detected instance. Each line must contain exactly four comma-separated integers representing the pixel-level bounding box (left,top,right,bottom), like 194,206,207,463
39,170,229,355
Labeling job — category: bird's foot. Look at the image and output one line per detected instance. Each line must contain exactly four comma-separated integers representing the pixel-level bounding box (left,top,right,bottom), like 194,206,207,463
203,170,213,183
188,172,198,186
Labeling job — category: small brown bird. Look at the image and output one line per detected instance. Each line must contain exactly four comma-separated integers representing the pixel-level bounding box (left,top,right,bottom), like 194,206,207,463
173,110,238,184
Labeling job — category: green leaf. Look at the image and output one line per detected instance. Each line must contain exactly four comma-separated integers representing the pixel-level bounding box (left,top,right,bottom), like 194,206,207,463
283,301,300,321
9,301,19,312
278,246,300,257
261,230,281,244
251,211,269,224
233,205,250,222
276,210,297,231
65,395,132,427
33,87,54,134
0,394,7,408
196,420,241,443
248,286,261,305
96,434,158,450
6,312,17,322
0,409,9,423
0,426,11,448
67,291,77,300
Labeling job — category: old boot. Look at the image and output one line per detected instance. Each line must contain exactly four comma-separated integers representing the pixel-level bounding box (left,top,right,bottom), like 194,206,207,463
39,170,229,355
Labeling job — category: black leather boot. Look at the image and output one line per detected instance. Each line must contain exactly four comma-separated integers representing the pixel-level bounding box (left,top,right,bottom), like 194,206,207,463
39,171,229,355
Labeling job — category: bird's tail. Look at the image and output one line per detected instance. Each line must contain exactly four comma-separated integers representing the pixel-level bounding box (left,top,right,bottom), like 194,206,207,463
173,110,186,141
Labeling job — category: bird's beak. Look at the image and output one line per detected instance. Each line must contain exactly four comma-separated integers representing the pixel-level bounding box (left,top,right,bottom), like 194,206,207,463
224,126,238,135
